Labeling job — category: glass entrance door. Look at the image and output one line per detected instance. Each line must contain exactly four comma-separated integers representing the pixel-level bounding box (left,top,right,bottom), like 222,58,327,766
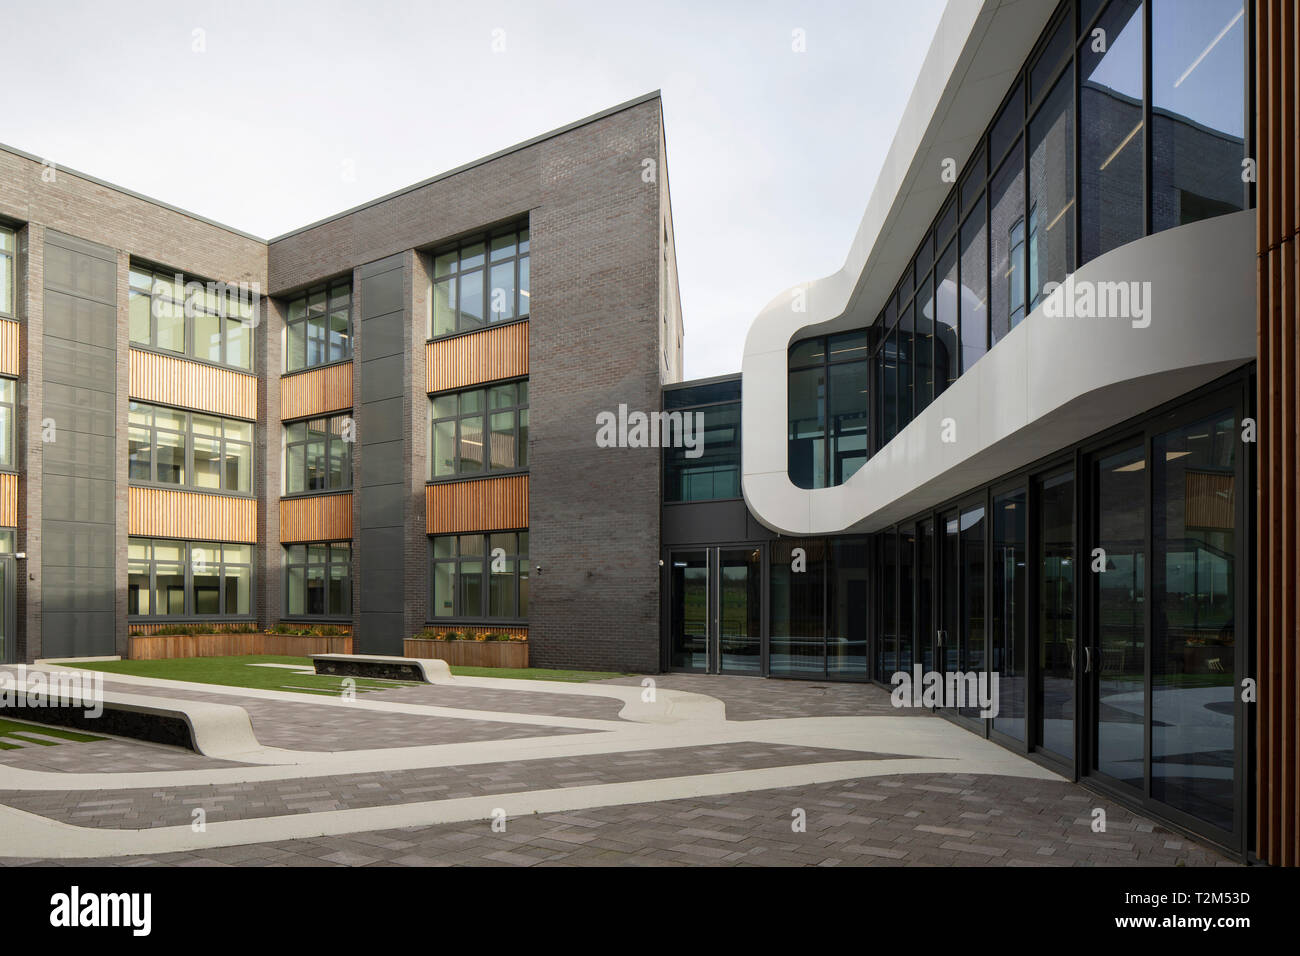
669,550,709,671
718,547,762,674
1090,442,1148,791
669,546,762,674
1036,469,1077,762
0,555,13,664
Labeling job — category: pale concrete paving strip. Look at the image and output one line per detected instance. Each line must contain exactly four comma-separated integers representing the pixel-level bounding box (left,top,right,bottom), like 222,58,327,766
0,668,1170,864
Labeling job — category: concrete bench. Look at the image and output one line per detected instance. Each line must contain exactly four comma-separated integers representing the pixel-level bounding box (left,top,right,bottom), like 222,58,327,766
0,688,263,759
310,654,451,684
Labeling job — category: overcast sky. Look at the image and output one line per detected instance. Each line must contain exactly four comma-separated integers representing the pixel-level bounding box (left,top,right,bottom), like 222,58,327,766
1,0,945,379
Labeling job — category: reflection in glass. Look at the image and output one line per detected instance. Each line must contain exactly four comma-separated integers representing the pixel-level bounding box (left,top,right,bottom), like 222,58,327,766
1037,471,1076,760
829,538,870,676
719,548,761,674
960,506,986,718
990,141,1026,345
770,539,826,676
1080,0,1144,264
1028,70,1075,310
1095,444,1147,787
960,196,988,371
1152,412,1236,831
670,551,709,670
1151,0,1245,232
992,489,1026,739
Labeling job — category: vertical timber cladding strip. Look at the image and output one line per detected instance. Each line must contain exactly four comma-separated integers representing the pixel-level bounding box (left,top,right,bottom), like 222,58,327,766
128,348,257,420
425,321,529,393
127,487,258,543
0,318,19,376
426,475,529,534
356,253,408,655
279,493,354,543
1257,0,1300,868
281,361,353,420
41,231,118,658
0,473,15,526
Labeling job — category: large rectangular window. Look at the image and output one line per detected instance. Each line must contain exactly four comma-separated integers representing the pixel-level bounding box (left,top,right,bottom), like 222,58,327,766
0,378,14,471
788,331,868,488
1150,0,1246,232
0,226,14,318
129,265,254,370
429,223,530,338
284,414,352,493
991,487,1027,740
1028,70,1075,310
429,531,529,621
128,538,251,618
664,400,741,502
1080,0,1145,264
128,402,253,494
428,380,528,479
959,196,988,372
284,280,351,373
284,542,351,617
990,140,1027,345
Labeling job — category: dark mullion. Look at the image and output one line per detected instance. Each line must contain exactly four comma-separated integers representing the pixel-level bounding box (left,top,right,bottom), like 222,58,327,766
1142,0,1153,237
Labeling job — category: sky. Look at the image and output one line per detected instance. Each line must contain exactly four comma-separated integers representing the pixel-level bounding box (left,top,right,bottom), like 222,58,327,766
0,0,946,379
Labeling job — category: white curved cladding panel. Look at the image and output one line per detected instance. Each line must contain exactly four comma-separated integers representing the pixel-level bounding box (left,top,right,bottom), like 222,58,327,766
742,209,1257,535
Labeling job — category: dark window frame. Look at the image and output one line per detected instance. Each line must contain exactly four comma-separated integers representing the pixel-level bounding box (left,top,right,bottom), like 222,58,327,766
129,264,255,371
128,401,254,496
127,537,254,620
283,279,352,373
428,530,530,624
282,541,352,619
427,378,529,481
428,222,530,341
283,413,353,495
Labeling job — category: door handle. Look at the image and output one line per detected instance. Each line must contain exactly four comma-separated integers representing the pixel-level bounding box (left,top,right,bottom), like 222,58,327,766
1084,646,1092,674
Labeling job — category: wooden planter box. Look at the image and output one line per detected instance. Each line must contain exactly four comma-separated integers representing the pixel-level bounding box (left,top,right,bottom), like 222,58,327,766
129,632,353,660
403,639,529,669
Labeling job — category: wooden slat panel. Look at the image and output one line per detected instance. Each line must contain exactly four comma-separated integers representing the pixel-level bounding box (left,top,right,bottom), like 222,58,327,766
426,321,528,393
403,637,528,668
1184,471,1235,530
129,348,257,420
282,362,353,420
128,486,257,543
0,318,19,377
1256,0,1300,868
0,472,16,527
129,633,352,660
426,474,528,534
279,493,354,543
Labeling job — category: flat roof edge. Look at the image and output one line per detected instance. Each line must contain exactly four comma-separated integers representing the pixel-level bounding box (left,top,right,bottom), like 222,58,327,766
267,90,664,244
0,140,268,244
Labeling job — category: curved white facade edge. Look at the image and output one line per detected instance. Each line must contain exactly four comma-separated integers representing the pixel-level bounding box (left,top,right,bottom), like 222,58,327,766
741,209,1257,535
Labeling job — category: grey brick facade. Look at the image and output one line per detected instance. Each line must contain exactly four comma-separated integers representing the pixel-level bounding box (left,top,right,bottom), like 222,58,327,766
0,92,681,673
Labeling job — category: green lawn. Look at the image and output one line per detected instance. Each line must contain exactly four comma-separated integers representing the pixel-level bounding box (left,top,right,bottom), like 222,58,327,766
62,655,630,694
63,655,416,697
0,718,104,751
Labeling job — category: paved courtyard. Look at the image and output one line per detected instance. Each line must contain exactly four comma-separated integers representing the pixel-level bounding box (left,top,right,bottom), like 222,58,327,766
0,665,1238,867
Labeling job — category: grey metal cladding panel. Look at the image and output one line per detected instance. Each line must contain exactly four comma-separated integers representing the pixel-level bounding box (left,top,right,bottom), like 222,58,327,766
42,612,116,658
360,396,403,445
42,431,115,476
43,567,116,612
44,291,117,349
42,382,116,437
43,337,115,391
360,320,403,361
356,613,404,654
662,500,755,546
360,354,403,402
359,527,405,567
41,521,117,568
357,568,403,609
358,484,403,528
42,476,116,525
358,253,405,281
44,229,116,262
360,269,403,319
359,441,402,484
43,236,116,304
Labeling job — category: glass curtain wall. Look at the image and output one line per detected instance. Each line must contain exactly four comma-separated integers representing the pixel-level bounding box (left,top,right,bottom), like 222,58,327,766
866,0,1246,460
